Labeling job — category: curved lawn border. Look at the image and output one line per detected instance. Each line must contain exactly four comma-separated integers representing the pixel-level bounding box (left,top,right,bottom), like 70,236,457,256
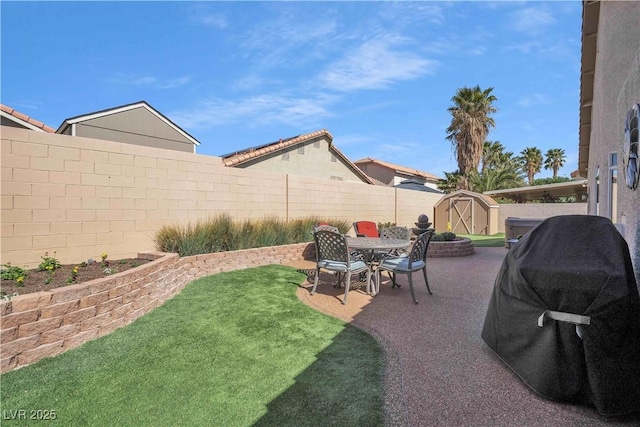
0,242,314,373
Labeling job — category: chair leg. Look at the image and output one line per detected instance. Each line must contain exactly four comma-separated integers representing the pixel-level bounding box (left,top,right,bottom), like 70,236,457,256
342,272,351,305
311,267,320,295
422,267,432,295
334,272,343,288
391,272,400,288
408,273,418,304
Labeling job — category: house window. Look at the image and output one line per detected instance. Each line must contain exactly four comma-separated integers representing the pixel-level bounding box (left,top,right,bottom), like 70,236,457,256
314,140,320,148
609,152,618,220
298,146,304,155
331,154,337,162
282,152,289,161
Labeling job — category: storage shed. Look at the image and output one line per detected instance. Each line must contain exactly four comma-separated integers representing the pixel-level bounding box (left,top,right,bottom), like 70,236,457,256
434,190,499,235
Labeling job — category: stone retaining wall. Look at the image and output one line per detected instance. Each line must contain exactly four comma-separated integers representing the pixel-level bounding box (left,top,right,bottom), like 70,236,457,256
0,242,314,373
427,238,474,257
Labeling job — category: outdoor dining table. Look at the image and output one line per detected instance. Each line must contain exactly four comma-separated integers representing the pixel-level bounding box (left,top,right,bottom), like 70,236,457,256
346,236,411,295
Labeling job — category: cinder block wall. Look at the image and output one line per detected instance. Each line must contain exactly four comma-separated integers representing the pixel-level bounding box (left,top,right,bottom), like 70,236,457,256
497,203,587,233
1,127,440,268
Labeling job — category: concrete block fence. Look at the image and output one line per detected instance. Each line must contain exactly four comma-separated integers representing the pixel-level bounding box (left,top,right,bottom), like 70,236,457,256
0,242,314,373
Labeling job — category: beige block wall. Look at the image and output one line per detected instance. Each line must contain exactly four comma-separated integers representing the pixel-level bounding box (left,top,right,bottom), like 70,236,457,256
1,127,442,268
497,203,588,233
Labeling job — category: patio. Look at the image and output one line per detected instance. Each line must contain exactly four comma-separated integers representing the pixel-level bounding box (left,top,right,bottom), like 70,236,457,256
288,247,640,426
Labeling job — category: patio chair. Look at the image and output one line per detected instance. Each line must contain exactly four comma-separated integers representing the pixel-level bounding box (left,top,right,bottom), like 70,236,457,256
313,224,339,233
379,226,412,240
353,221,379,237
312,229,372,305
375,230,434,304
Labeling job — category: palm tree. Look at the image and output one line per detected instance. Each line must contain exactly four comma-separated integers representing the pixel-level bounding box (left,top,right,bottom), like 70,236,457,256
437,170,464,194
544,148,566,179
519,147,543,185
468,167,524,193
446,86,497,187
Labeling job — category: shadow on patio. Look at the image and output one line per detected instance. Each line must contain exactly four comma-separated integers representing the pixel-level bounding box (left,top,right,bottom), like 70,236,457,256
271,247,640,426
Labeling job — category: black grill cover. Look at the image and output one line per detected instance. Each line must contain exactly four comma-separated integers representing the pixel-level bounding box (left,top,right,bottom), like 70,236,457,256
482,215,640,416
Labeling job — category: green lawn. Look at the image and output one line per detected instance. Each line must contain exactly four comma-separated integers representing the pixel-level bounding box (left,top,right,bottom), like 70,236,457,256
0,265,384,426
457,233,506,247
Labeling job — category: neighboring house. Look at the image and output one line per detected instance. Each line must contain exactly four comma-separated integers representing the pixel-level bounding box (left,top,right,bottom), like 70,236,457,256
579,1,640,274
394,179,444,194
1,104,55,133
56,101,200,153
353,158,441,190
221,129,374,184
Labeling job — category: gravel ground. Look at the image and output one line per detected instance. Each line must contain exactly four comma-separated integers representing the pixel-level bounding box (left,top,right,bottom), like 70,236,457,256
289,247,640,427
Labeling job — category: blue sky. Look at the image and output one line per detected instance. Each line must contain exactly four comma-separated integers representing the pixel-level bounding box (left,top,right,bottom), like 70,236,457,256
2,1,583,179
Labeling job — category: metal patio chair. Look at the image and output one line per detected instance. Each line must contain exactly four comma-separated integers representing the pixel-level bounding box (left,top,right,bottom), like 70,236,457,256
375,230,434,304
312,229,372,305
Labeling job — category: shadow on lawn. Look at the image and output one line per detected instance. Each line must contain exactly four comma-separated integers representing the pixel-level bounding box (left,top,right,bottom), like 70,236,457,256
253,307,385,427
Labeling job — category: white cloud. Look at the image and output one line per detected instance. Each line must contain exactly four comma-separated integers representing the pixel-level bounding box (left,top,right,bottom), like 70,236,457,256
509,7,555,35
169,93,338,130
108,73,190,89
188,5,228,29
517,93,551,107
319,36,438,92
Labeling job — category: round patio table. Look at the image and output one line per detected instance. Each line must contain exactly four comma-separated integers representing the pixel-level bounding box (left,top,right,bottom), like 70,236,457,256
346,237,411,295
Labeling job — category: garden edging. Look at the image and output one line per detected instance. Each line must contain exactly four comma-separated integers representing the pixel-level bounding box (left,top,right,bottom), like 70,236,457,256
0,242,315,373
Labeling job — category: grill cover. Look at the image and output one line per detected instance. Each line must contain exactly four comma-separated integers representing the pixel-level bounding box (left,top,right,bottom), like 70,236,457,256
482,215,640,416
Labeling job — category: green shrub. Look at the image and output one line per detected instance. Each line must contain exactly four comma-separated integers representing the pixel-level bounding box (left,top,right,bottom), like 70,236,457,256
377,222,396,230
431,233,445,242
441,231,457,241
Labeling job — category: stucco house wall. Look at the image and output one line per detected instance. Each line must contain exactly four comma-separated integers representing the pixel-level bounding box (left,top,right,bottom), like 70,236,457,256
56,102,198,153
585,1,640,277
228,134,365,183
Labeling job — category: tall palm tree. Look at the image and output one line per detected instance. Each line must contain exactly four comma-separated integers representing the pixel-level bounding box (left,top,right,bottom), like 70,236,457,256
519,147,543,185
446,86,497,187
544,148,566,179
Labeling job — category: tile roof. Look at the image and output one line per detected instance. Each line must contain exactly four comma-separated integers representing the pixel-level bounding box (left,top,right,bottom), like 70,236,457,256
0,104,55,133
221,129,374,184
353,157,441,181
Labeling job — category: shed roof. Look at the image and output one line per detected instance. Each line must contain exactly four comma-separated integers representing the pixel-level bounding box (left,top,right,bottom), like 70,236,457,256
56,100,200,146
0,104,55,133
435,189,499,208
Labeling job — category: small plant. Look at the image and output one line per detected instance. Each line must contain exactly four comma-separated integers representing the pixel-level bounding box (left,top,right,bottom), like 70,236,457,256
38,252,62,272
15,276,25,287
431,233,445,242
377,222,396,230
100,252,109,268
1,263,27,281
67,266,80,284
118,259,127,265
441,231,457,241
103,267,118,275
80,261,88,267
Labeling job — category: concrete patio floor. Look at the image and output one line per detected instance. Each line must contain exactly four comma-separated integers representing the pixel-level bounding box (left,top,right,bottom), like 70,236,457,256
286,247,640,427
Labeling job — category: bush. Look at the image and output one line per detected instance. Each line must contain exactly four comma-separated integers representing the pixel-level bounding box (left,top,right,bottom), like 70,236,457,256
431,234,445,242
377,222,396,230
441,231,457,241
154,215,351,257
